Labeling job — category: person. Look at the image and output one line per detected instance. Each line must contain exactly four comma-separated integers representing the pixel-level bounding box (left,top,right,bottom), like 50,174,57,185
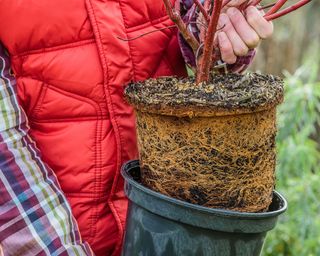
0,1,273,255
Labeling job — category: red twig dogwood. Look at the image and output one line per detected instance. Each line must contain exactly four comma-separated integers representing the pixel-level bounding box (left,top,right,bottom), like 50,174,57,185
163,0,312,84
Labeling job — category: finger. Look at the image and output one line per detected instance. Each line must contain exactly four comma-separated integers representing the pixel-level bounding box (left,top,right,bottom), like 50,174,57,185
218,32,237,64
226,7,260,49
224,0,248,7
246,6,274,39
219,13,249,56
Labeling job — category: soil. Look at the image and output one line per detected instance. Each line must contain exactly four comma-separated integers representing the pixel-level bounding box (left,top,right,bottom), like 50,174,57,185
125,73,283,117
125,73,284,212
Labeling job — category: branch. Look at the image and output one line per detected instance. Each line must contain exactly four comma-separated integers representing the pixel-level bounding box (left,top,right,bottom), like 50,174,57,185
222,0,233,8
163,0,199,53
241,0,262,10
187,4,197,25
175,0,180,13
200,0,211,41
193,0,210,23
265,0,288,15
258,3,276,11
197,0,223,83
264,0,312,20
239,0,252,11
117,25,177,41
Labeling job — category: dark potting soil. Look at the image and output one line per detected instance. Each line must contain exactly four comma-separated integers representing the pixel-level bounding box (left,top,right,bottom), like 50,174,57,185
125,73,283,117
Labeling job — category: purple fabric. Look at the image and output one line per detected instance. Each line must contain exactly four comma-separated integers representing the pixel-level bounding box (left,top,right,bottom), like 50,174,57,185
179,0,255,73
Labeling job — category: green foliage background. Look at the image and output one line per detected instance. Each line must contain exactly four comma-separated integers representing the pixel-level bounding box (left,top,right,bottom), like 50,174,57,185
262,47,320,255
251,2,320,255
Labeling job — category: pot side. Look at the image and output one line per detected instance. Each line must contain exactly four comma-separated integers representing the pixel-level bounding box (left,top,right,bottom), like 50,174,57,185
121,160,287,256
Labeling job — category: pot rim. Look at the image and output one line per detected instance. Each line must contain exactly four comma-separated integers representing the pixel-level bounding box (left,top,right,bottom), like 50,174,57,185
122,160,287,219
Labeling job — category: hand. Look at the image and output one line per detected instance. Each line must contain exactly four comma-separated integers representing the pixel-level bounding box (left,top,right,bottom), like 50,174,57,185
217,3,274,64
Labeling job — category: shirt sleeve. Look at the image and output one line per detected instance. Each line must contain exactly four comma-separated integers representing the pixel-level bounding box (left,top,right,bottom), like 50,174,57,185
0,45,94,255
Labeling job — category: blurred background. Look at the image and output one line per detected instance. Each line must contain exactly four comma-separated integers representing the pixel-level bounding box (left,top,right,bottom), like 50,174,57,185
248,1,320,255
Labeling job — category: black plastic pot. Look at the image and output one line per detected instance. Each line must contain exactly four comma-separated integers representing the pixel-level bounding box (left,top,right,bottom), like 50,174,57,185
121,160,287,256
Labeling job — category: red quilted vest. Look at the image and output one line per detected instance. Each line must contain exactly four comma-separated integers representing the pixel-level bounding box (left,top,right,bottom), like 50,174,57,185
0,1,186,255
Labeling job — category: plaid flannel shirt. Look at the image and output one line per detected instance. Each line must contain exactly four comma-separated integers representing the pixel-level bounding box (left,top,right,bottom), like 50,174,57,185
0,44,94,255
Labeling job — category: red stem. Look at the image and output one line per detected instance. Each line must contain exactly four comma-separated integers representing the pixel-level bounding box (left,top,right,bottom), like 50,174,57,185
175,0,181,13
187,4,197,25
264,0,312,20
200,0,211,41
197,0,223,84
193,0,210,23
162,0,199,52
265,0,288,15
258,3,276,11
239,0,251,11
222,0,232,8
